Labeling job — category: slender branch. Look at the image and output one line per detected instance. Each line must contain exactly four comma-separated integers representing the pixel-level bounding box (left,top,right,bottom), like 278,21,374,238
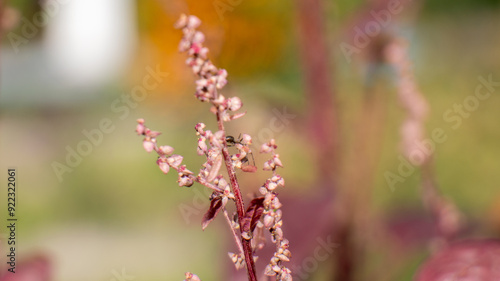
224,209,245,255
149,138,224,193
216,111,258,281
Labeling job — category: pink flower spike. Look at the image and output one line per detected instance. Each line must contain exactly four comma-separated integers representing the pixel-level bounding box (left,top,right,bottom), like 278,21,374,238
143,140,155,153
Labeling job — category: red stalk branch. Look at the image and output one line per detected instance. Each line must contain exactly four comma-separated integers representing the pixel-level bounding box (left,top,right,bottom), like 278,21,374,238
216,111,258,281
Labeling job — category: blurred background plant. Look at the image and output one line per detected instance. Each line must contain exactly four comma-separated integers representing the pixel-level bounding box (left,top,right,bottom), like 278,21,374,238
1,0,500,280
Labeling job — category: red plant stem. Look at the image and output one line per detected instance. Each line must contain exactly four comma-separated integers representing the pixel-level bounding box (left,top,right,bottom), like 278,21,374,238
216,111,258,281
295,0,354,280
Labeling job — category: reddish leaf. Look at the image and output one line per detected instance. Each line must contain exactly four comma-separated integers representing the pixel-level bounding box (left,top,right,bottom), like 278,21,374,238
202,197,224,230
242,197,265,233
415,239,500,281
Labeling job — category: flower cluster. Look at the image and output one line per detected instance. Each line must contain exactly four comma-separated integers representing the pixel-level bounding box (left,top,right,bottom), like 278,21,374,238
260,140,292,281
137,14,292,281
385,39,430,165
175,14,245,122
136,118,195,187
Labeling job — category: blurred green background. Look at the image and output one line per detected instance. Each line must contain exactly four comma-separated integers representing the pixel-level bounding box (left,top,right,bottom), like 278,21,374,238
1,0,500,280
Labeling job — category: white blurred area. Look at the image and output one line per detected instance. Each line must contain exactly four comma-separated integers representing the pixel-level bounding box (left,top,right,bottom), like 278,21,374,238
0,0,138,106
44,0,137,87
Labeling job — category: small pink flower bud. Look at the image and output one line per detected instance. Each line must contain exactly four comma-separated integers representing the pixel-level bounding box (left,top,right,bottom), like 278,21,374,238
264,265,276,276
275,227,284,240
227,97,242,111
214,130,225,142
273,155,283,168
159,145,174,155
143,139,155,152
167,154,183,168
272,197,282,209
263,160,273,171
195,123,206,134
275,209,283,221
184,272,201,281
216,69,228,89
241,134,252,145
178,39,190,52
259,186,267,195
267,181,277,191
198,47,209,59
228,252,238,263
264,215,274,228
158,162,170,174
197,139,208,155
192,31,205,44
174,14,187,29
136,123,145,135
178,175,194,187
213,94,226,106
260,143,273,154
277,253,290,262
186,15,201,29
